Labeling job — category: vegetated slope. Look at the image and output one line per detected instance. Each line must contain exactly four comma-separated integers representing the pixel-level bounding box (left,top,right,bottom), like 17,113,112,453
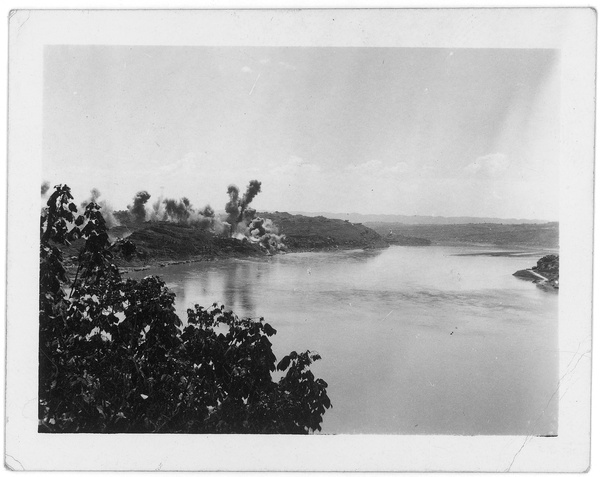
382,233,431,246
118,222,265,266
366,222,559,249
102,212,389,267
260,212,388,251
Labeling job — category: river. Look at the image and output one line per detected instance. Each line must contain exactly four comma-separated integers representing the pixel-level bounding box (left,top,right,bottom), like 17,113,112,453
130,245,558,435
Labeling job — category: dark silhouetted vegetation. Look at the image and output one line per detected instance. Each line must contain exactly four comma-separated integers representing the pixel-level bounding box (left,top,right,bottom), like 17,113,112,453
39,185,330,433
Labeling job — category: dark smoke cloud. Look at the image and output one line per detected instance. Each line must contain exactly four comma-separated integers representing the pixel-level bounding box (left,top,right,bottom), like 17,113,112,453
241,180,262,209
225,185,241,230
163,197,193,222
141,194,220,232
201,205,215,218
220,180,285,251
41,181,50,196
247,216,286,253
128,191,151,222
225,180,262,235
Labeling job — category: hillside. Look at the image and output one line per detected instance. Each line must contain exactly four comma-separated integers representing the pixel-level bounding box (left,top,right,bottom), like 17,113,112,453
119,223,266,266
83,213,390,268
290,211,550,225
366,222,559,249
383,233,431,246
260,212,389,251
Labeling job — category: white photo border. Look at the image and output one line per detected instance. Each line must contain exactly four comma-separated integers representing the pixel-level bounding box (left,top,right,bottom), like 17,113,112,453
5,7,595,472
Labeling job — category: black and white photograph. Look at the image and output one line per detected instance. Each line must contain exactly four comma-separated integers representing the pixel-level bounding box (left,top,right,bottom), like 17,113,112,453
4,7,595,472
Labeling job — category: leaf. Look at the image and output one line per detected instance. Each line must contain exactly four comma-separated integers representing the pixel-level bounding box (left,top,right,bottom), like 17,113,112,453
263,323,276,336
277,355,291,371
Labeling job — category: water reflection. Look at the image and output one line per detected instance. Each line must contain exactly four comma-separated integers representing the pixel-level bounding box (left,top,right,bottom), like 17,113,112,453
181,269,212,312
223,262,256,318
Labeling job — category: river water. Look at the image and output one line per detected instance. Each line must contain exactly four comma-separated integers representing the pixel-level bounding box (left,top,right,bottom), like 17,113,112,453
130,245,558,436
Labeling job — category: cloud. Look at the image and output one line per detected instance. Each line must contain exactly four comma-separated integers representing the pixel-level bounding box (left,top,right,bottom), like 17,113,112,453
345,160,409,177
386,162,410,175
464,153,509,178
346,159,383,174
241,65,252,74
259,58,271,65
278,61,296,71
282,155,321,173
157,152,200,175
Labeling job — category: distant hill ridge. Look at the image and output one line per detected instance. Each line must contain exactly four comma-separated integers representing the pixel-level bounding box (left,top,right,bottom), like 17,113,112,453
366,222,559,249
285,211,554,225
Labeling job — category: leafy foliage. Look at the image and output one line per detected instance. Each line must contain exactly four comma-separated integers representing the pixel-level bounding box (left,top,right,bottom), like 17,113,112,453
39,185,331,433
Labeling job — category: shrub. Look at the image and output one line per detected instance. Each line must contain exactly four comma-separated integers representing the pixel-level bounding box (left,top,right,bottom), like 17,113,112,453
39,185,331,433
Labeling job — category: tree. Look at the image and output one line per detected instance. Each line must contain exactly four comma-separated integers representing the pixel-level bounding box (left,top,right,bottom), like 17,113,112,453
39,184,331,433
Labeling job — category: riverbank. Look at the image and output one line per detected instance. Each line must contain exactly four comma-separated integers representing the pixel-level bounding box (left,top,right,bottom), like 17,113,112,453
513,254,559,291
105,214,389,271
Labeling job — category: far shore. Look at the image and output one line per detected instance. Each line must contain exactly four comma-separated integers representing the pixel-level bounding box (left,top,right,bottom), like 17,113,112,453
452,249,559,258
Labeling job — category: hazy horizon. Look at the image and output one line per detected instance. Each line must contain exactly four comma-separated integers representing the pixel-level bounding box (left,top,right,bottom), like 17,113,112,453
43,45,560,221
281,210,557,223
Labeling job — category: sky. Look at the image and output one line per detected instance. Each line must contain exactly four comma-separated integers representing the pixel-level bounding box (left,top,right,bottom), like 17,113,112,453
43,46,559,220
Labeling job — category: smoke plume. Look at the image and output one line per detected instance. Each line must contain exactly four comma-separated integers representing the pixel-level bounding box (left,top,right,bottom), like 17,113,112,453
137,194,222,232
112,180,285,252
247,217,287,253
241,180,262,210
202,205,215,218
163,197,193,222
225,185,241,230
222,180,286,252
225,180,262,235
128,191,151,223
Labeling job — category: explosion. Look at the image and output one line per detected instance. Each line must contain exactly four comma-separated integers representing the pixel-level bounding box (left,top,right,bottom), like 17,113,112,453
224,180,286,253
164,197,193,222
128,191,151,223
105,180,286,253
225,180,262,235
249,217,287,252
145,196,219,230
225,185,241,229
